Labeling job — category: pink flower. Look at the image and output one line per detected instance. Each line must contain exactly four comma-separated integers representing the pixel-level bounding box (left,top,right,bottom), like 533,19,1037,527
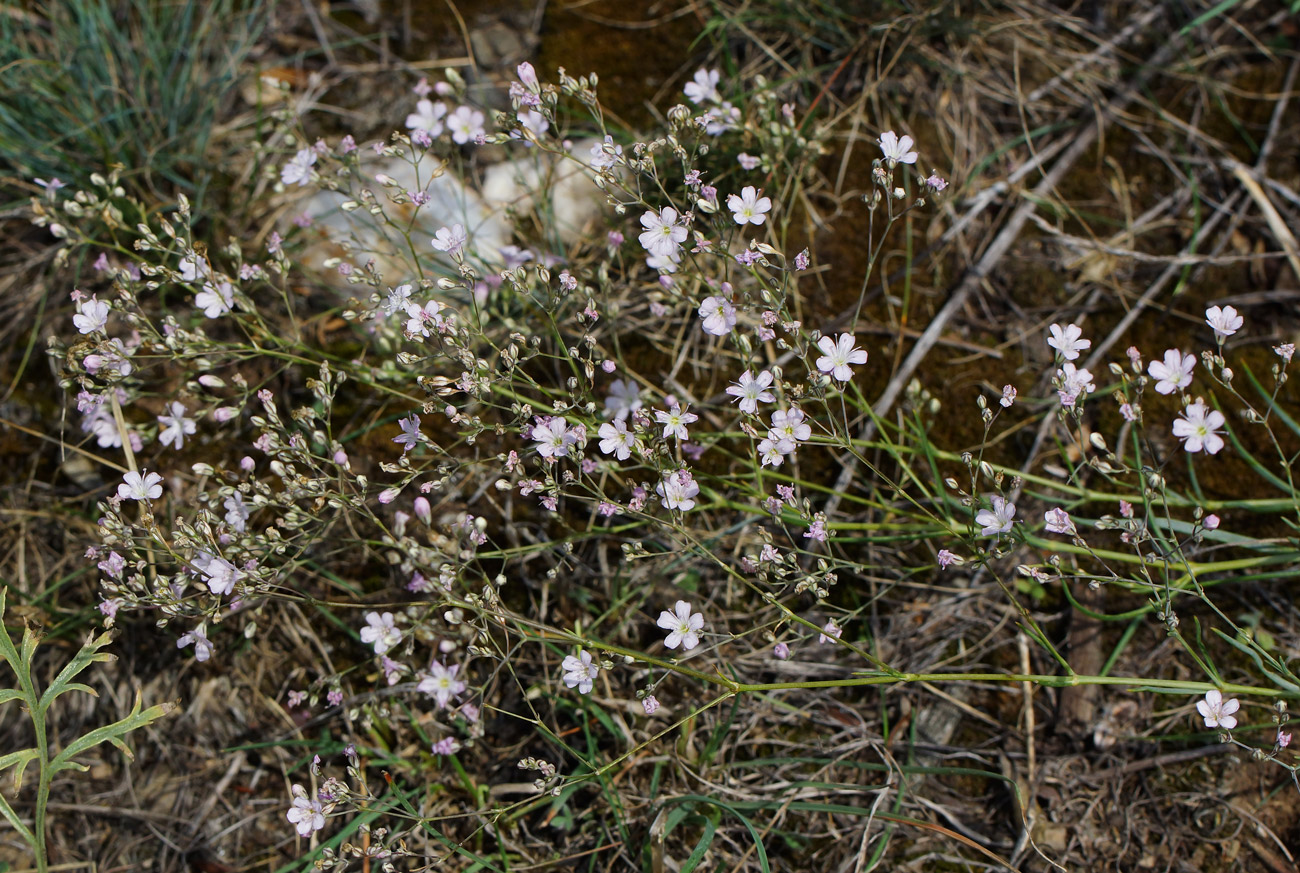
1172,399,1225,454
815,334,867,382
657,600,704,650
1205,304,1243,339
878,130,918,165
1196,689,1239,729
1148,349,1195,394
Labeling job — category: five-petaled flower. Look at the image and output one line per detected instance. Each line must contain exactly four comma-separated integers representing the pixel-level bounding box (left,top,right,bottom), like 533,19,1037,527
431,223,467,254
604,378,642,421
157,402,196,450
1205,304,1243,339
698,296,737,335
1047,323,1090,361
1173,399,1225,454
533,417,578,459
360,611,402,655
975,496,1016,536
119,470,163,501
286,784,325,837
815,333,868,382
1148,349,1195,395
1196,689,1239,730
406,99,448,136
73,296,109,334
655,405,698,441
598,419,635,461
1043,508,1075,536
683,68,721,105
562,649,600,694
281,148,316,187
657,600,704,651
726,369,775,414
418,662,467,709
638,207,688,258
657,469,700,511
878,130,918,166
393,413,421,452
727,186,771,226
447,105,485,144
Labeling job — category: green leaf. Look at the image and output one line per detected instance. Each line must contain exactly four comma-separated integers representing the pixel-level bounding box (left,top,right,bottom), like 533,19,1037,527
51,692,177,773
0,794,35,849
0,748,38,792
681,813,718,873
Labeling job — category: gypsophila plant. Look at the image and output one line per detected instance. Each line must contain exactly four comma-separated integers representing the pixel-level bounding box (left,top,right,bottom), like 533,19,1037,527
34,52,1300,868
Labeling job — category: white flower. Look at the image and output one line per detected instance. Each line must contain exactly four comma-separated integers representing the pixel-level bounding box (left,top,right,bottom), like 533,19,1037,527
638,207,688,258
698,296,737,336
1196,689,1239,730
157,401,196,450
73,297,109,334
655,405,698,441
1047,323,1090,361
1173,398,1225,454
1056,362,1095,408
1148,349,1195,394
280,148,317,187
406,98,447,135
757,437,791,467
604,379,642,421
657,600,704,650
224,492,249,532
195,282,234,318
562,650,599,694
815,333,868,382
360,611,402,655
286,784,325,837
683,68,720,105
768,407,810,444
384,284,413,316
118,470,163,501
417,662,466,709
532,417,577,459
878,130,918,165
447,105,485,144
1000,384,1017,408
177,626,213,662
404,299,447,337
656,470,700,512
598,420,635,461
975,496,1015,536
703,102,741,136
1205,304,1243,339
1043,507,1075,535
725,369,775,414
727,186,771,226
179,256,209,282
431,223,467,254
194,552,240,597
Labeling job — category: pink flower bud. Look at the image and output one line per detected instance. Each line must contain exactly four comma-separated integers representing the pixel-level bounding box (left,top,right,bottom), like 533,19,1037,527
1203,514,1220,530
414,496,432,525
378,488,399,504
240,456,255,472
